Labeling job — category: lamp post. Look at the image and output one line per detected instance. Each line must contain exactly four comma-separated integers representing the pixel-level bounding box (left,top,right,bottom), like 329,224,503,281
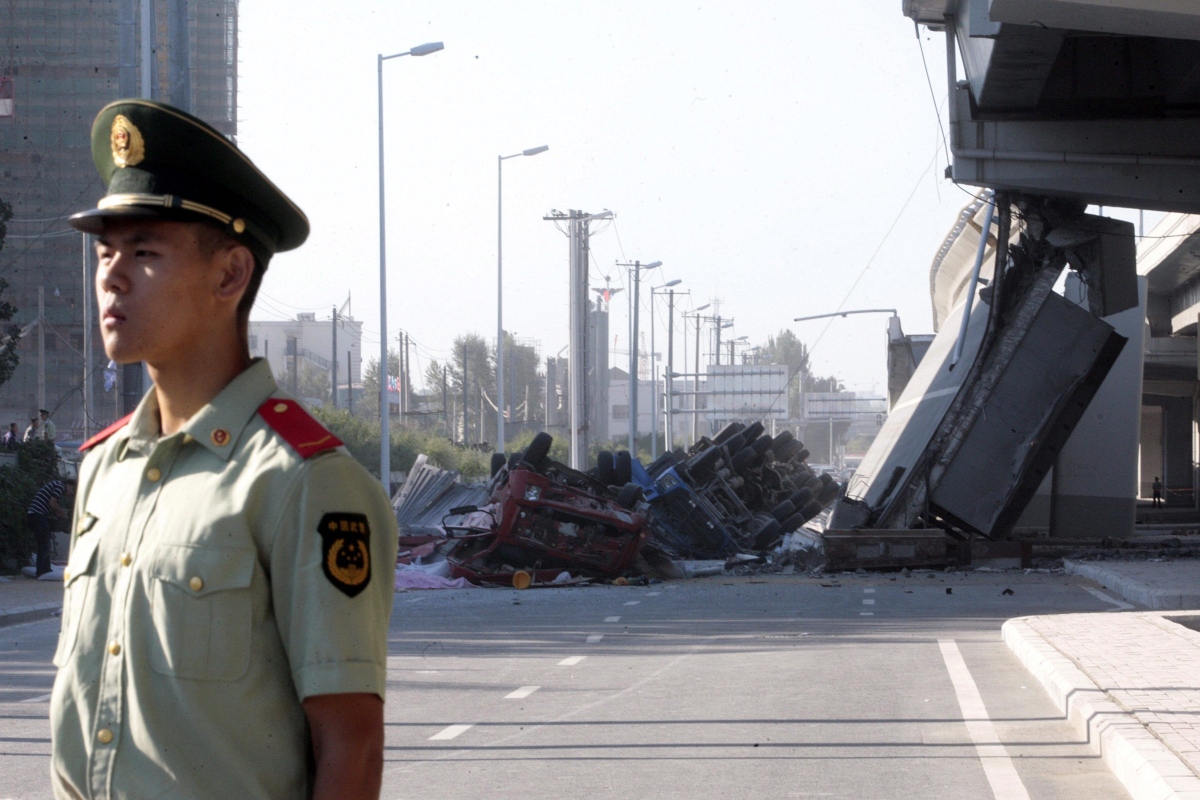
497,144,549,454
616,259,661,454
686,304,710,445
377,40,443,492
649,279,681,459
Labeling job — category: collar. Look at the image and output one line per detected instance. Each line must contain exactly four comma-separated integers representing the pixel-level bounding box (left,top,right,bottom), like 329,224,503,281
117,359,279,462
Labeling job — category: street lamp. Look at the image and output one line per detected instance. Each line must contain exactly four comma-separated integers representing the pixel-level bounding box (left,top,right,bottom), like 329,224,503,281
685,304,710,445
616,259,661,453
650,279,682,459
497,144,549,453
377,40,443,492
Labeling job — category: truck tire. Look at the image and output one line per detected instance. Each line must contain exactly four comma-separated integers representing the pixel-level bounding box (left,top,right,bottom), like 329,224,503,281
731,447,757,470
781,511,806,532
819,481,841,505
616,482,645,509
774,438,800,462
795,448,810,463
490,452,506,478
524,432,553,470
741,421,765,442
751,516,782,550
770,500,795,522
773,430,794,448
713,421,745,445
688,446,722,478
819,472,834,485
800,499,824,521
751,435,774,456
788,487,814,508
804,475,823,493
596,450,615,485
615,451,633,486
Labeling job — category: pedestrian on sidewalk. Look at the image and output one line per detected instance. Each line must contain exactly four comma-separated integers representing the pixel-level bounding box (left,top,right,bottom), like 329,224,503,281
27,477,71,577
1153,476,1163,508
3,422,18,448
39,409,56,442
22,416,38,442
51,99,397,800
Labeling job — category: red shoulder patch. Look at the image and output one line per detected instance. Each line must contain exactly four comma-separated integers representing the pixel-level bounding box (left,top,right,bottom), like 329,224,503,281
79,413,135,453
256,399,343,459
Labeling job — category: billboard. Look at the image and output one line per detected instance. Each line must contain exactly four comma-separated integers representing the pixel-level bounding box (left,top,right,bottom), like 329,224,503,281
705,364,789,421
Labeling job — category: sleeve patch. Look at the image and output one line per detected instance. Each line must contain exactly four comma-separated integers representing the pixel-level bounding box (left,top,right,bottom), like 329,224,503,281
318,513,371,597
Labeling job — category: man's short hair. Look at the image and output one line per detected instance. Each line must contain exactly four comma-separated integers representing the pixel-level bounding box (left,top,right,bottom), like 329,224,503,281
193,221,267,343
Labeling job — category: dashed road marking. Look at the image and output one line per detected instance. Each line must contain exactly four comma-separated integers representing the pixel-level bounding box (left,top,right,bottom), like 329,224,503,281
19,692,51,703
505,686,540,700
646,591,661,596
605,616,621,622
1078,585,1134,610
586,634,604,644
938,639,1032,800
864,588,875,594
558,656,586,666
429,724,473,741
863,599,875,605
860,612,874,616
624,601,640,606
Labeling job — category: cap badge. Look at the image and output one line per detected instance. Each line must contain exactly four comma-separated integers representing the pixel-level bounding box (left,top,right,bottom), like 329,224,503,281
110,114,145,168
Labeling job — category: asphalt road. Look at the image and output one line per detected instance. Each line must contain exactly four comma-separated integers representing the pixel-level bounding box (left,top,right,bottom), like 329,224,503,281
2,569,1131,799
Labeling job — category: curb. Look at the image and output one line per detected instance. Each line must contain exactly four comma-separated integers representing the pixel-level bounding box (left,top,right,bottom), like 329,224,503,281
1065,560,1200,609
1003,617,1200,800
0,602,61,628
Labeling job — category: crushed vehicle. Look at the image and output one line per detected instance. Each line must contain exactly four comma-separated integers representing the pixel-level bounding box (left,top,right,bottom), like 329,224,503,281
591,421,842,559
443,433,652,586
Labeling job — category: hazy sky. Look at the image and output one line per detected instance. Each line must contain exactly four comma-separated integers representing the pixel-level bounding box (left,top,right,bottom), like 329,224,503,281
237,1,1000,394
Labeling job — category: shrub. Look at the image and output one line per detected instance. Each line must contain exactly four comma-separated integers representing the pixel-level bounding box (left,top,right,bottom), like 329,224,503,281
0,441,61,574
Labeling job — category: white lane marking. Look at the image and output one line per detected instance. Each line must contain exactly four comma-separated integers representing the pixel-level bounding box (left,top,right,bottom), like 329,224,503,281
864,588,876,594
605,616,621,622
19,692,52,703
558,656,586,666
938,640,1032,800
666,585,680,590
429,724,473,741
406,596,427,603
586,634,604,644
863,599,876,605
1079,585,1133,610
505,686,540,700
646,591,661,596
860,612,874,616
624,601,640,606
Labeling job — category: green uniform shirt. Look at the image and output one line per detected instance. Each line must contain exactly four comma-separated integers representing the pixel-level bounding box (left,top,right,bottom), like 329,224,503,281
42,418,57,441
50,359,398,800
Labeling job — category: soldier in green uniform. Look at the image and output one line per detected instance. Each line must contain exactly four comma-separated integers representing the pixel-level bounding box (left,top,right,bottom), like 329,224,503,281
53,99,398,800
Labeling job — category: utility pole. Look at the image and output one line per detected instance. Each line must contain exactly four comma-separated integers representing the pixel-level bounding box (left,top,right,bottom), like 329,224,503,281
288,336,298,397
714,315,722,366
404,331,411,420
616,258,662,455
331,307,338,408
37,286,45,414
694,314,702,444
666,289,675,453
442,365,449,438
462,340,469,446
347,349,353,415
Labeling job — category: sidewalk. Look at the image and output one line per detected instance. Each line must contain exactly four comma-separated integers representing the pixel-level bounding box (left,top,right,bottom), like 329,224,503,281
1004,558,1200,800
1065,557,1200,609
0,575,63,627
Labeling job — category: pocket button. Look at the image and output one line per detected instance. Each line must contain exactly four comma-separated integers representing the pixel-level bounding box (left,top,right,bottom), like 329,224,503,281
189,576,203,592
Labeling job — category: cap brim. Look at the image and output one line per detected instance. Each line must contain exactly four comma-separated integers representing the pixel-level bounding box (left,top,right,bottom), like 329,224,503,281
69,205,213,235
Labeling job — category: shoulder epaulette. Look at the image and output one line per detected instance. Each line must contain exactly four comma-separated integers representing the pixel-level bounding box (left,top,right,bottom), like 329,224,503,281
79,413,135,453
256,398,343,459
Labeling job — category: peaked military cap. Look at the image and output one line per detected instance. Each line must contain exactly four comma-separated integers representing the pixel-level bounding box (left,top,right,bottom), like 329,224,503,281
69,99,309,264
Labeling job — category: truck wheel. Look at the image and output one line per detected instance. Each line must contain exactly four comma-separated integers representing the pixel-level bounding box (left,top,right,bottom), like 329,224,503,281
773,430,794,448
770,500,795,522
819,472,834,485
751,435,774,456
781,511,806,532
804,475,823,493
819,481,841,505
490,452,506,478
751,516,782,550
713,422,745,445
789,487,814,508
731,448,757,470
615,451,633,486
795,448,810,463
524,432,553,470
741,421,765,442
596,450,615,485
616,482,644,509
800,499,824,521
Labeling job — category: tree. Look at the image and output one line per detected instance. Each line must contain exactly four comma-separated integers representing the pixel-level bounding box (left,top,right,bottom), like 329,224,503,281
0,197,19,388
758,329,811,417
450,333,495,446
359,349,400,420
497,333,544,425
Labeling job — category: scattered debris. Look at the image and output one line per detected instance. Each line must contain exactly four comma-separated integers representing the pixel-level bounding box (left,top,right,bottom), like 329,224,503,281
1002,588,1014,595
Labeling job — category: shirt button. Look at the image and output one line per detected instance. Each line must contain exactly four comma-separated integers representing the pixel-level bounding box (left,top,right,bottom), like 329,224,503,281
96,728,114,744
189,576,204,592
63,570,71,582
146,467,162,482
120,552,132,567
108,642,121,656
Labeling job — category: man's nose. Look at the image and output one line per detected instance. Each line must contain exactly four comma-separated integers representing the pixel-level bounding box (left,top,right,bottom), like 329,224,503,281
97,250,131,295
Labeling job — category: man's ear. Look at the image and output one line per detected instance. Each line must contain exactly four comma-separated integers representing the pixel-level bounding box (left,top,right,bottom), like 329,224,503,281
214,244,256,306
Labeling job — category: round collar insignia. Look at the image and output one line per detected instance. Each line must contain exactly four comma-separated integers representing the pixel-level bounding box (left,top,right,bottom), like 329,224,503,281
210,428,230,447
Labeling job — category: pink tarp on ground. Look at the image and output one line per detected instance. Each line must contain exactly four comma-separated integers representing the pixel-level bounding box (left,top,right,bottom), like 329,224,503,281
394,568,474,590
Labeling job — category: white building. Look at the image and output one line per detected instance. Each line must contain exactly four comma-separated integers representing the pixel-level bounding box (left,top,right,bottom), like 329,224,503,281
249,312,363,407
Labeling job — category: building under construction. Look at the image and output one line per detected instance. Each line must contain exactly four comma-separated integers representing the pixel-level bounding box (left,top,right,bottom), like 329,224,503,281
0,0,238,439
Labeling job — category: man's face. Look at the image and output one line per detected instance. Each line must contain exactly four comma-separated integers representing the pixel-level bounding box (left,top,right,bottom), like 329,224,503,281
94,219,233,366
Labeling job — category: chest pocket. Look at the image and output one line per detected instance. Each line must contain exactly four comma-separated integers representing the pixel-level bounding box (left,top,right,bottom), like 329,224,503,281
148,544,256,682
52,533,102,668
